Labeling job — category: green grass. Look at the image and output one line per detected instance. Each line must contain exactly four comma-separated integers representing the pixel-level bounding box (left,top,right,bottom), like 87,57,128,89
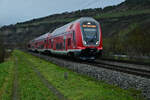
18,50,144,100
0,58,13,99
13,51,58,100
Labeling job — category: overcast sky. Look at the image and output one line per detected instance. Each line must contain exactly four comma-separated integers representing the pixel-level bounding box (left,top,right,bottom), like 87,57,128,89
0,0,124,26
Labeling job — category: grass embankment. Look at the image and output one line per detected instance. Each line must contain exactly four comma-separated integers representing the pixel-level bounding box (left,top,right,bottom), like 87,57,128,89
13,51,58,100
0,50,145,100
0,51,58,100
0,59,13,99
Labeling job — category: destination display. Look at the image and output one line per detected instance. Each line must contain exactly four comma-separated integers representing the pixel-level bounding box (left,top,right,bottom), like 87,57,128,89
82,25,96,28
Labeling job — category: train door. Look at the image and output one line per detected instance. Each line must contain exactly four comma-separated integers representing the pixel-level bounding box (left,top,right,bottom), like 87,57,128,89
64,36,66,50
51,39,53,50
44,40,46,49
46,38,50,49
46,38,49,49
49,39,51,49
73,30,76,48
68,38,71,49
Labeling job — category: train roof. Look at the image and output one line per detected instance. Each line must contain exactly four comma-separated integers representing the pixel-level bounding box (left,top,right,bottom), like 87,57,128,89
31,32,50,42
76,17,99,23
51,17,99,36
29,17,99,43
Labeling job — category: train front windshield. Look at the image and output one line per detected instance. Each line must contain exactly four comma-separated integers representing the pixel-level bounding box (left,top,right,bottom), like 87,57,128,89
82,22,99,46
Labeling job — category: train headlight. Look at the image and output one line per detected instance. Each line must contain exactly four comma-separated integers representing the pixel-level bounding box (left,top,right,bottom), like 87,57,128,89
96,41,99,45
83,41,87,45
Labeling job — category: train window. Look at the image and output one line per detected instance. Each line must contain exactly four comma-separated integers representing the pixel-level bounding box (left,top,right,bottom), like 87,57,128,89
44,40,46,43
35,43,38,46
60,43,63,49
68,38,71,47
41,44,44,49
51,39,53,48
28,44,31,48
51,42,53,48
73,30,75,41
64,39,65,50
64,36,66,50
49,39,51,46
73,30,76,47
56,43,63,50
56,43,58,50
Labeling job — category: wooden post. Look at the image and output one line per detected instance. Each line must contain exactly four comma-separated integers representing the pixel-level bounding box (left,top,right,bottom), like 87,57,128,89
64,72,68,80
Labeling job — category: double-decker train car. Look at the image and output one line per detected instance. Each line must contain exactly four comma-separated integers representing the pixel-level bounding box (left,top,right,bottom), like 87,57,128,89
28,33,51,52
28,17,103,60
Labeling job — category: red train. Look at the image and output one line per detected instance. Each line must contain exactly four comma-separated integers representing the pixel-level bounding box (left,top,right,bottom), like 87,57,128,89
28,17,103,60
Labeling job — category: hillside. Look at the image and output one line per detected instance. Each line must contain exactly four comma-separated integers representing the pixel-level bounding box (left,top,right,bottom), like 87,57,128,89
0,0,150,56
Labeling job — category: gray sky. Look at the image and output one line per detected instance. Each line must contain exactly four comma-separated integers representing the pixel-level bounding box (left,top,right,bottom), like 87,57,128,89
0,0,124,26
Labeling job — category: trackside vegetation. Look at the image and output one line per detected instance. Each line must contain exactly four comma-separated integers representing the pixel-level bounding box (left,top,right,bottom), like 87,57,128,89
14,52,58,100
0,50,145,100
0,59,13,99
0,52,58,100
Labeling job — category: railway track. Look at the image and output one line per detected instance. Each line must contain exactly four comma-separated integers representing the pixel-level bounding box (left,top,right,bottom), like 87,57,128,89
101,57,150,66
84,60,150,79
28,51,150,79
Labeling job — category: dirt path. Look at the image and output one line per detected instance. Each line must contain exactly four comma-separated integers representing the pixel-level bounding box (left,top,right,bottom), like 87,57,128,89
12,58,20,100
32,66,67,100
